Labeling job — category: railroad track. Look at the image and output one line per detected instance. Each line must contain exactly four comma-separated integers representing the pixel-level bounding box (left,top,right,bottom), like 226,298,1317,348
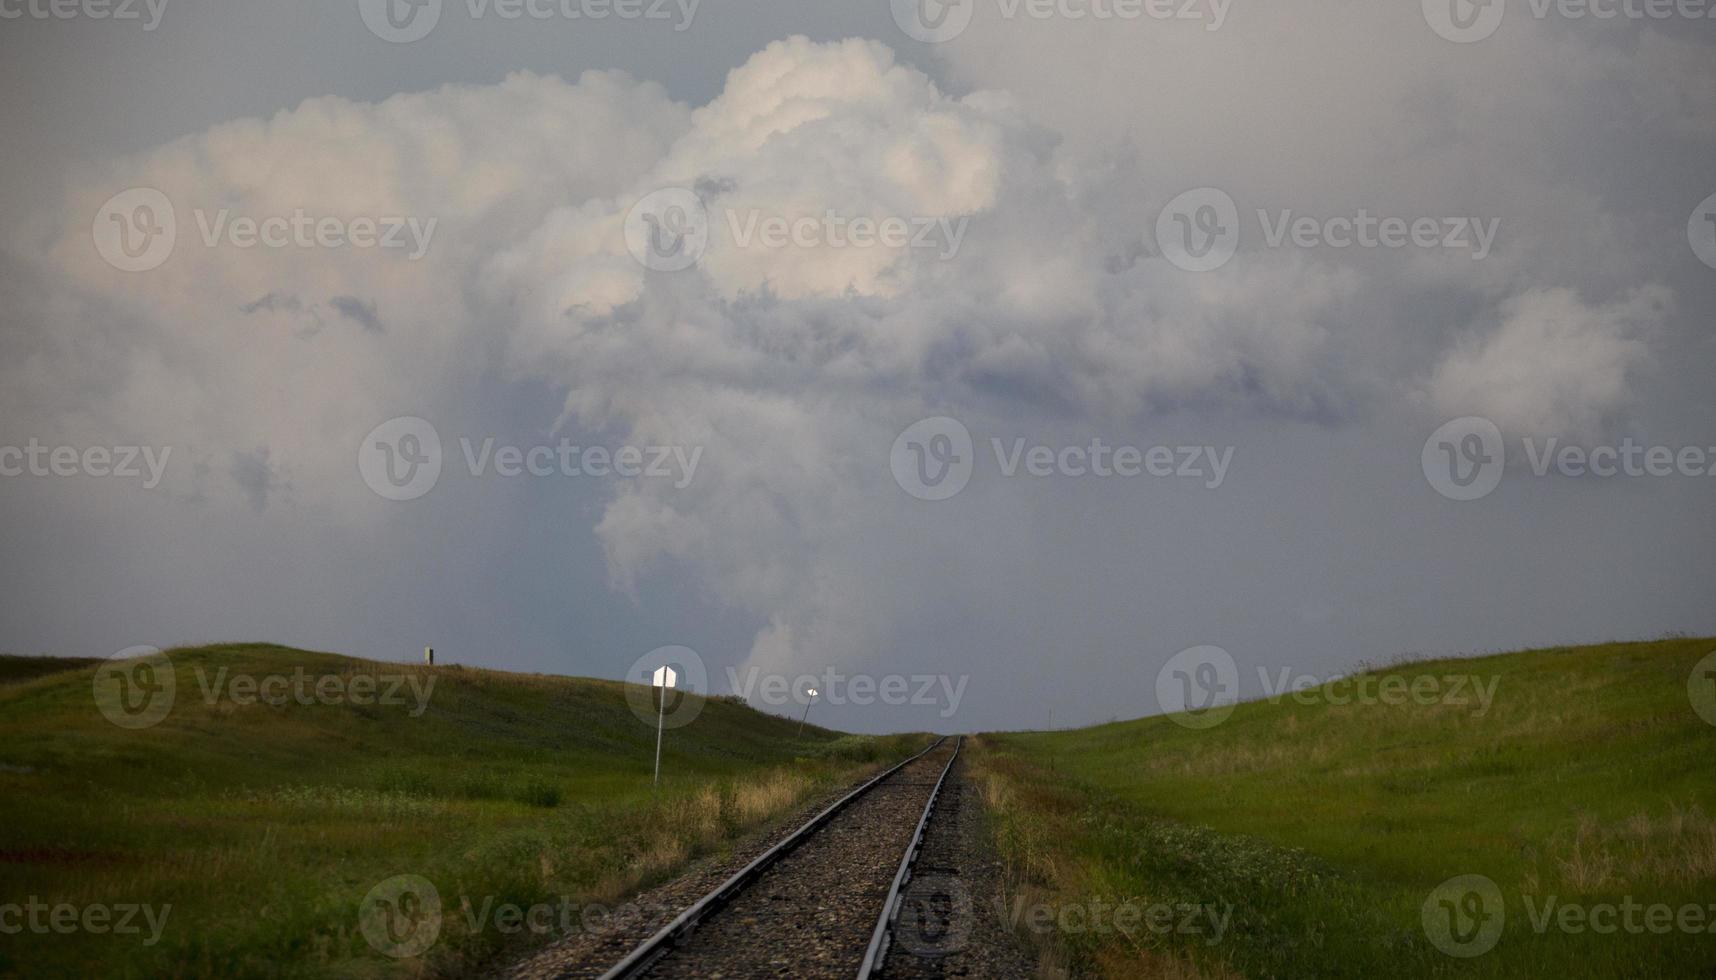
595,736,964,980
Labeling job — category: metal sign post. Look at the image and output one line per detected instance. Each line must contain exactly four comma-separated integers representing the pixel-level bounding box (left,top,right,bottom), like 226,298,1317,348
652,664,677,792
797,687,819,737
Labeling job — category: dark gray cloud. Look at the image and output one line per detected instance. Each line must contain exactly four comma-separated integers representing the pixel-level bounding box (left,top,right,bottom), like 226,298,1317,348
239,293,304,316
229,447,280,513
330,295,384,334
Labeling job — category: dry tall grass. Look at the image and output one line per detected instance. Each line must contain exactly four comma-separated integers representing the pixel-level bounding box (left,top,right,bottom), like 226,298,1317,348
968,740,1244,980
595,765,835,904
1537,804,1716,892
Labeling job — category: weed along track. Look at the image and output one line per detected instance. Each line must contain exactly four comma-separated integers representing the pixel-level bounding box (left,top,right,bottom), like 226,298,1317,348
590,737,967,980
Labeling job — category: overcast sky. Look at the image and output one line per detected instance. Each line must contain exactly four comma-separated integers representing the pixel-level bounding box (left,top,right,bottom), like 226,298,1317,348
1,0,1712,733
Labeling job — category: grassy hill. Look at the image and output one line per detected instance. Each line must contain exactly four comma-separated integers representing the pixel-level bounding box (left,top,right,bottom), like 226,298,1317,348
972,637,1716,978
0,643,923,979
0,654,100,684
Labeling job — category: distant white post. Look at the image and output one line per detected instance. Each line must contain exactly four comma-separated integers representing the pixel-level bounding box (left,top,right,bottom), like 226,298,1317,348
797,687,819,738
424,646,434,666
652,664,678,791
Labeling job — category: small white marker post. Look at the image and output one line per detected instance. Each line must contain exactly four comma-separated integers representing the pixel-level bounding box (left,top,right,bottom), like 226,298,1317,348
651,664,677,792
797,687,819,738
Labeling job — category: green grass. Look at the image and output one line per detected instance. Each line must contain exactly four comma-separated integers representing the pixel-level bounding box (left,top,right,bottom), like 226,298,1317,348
0,643,926,979
0,654,101,685
973,637,1716,978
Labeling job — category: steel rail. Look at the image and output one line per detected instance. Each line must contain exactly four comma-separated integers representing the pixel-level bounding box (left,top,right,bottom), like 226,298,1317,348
855,735,963,979
596,735,950,980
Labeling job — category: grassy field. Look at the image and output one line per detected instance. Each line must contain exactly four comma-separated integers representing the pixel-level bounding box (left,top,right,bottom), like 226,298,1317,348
0,644,924,979
0,655,100,685
972,637,1716,978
